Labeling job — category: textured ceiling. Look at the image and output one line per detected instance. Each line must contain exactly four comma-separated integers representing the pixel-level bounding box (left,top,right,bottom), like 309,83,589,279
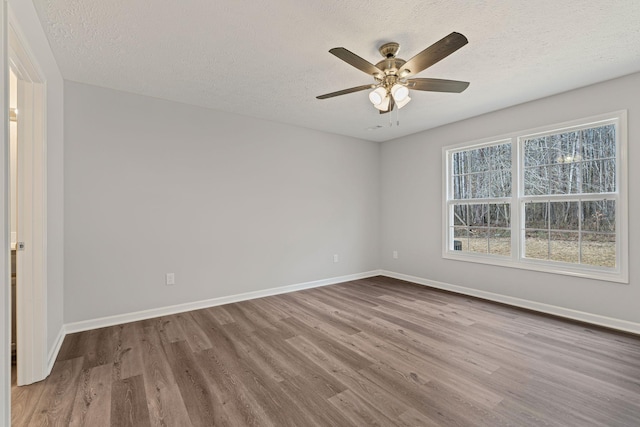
33,0,640,142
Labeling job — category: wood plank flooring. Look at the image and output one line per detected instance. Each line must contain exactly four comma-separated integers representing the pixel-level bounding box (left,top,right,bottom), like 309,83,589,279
11,276,640,426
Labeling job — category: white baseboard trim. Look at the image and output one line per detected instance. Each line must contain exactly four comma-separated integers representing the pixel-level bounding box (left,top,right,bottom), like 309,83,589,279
46,325,66,374
65,270,383,334
380,270,640,335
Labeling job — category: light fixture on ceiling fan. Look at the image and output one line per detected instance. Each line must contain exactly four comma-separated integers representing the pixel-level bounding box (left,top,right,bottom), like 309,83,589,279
369,82,410,111
317,32,470,114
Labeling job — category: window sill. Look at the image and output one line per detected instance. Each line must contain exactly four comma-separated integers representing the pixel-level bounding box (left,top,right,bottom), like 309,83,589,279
442,250,628,284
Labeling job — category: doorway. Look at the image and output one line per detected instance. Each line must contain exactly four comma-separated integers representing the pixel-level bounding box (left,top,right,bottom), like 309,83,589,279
9,67,17,367
8,23,47,387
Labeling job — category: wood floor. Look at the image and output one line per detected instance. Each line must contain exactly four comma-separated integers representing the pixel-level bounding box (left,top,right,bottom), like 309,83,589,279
11,276,640,426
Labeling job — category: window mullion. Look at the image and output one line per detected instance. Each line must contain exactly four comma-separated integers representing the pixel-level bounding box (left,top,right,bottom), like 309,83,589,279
513,136,521,261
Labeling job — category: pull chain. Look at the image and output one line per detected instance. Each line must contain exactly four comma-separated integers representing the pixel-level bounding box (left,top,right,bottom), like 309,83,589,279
379,105,402,127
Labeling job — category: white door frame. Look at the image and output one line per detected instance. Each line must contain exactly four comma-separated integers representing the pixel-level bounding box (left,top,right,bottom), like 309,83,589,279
8,16,47,386
1,0,12,423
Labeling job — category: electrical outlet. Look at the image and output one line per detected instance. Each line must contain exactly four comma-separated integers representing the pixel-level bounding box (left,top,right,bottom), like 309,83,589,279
165,273,175,286
393,251,398,259
333,254,339,263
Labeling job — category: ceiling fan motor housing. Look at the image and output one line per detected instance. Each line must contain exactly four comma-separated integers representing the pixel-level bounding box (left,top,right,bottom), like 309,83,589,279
375,57,406,78
374,53,407,99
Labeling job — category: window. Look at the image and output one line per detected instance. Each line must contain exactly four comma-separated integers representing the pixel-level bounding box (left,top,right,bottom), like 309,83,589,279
443,111,628,283
450,141,512,255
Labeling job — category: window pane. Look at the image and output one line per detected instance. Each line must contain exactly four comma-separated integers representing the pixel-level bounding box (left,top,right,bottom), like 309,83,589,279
452,174,468,199
524,137,550,167
468,204,488,226
468,173,489,198
582,200,615,232
525,202,548,229
453,227,469,251
582,159,616,193
524,230,548,260
549,202,579,230
453,204,468,226
493,144,512,170
580,125,616,161
452,143,512,200
489,229,511,256
469,228,488,253
547,164,581,195
548,165,563,194
524,167,549,195
468,147,491,173
489,170,511,197
561,163,583,194
550,231,579,263
581,232,616,268
489,203,510,228
452,151,470,175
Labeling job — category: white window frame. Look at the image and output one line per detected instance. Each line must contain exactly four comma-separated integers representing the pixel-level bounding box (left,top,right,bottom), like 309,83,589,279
442,111,628,283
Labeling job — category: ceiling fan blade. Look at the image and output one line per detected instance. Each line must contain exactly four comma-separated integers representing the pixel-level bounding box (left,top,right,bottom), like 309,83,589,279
398,32,468,77
329,47,385,78
407,78,470,93
379,96,395,114
316,84,374,99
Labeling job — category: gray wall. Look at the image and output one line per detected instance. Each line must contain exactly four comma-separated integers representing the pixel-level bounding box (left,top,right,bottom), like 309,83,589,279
66,72,640,327
64,81,380,323
380,71,639,324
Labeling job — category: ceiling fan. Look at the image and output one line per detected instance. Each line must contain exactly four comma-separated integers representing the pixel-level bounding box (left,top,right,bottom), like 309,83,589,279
317,32,470,114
